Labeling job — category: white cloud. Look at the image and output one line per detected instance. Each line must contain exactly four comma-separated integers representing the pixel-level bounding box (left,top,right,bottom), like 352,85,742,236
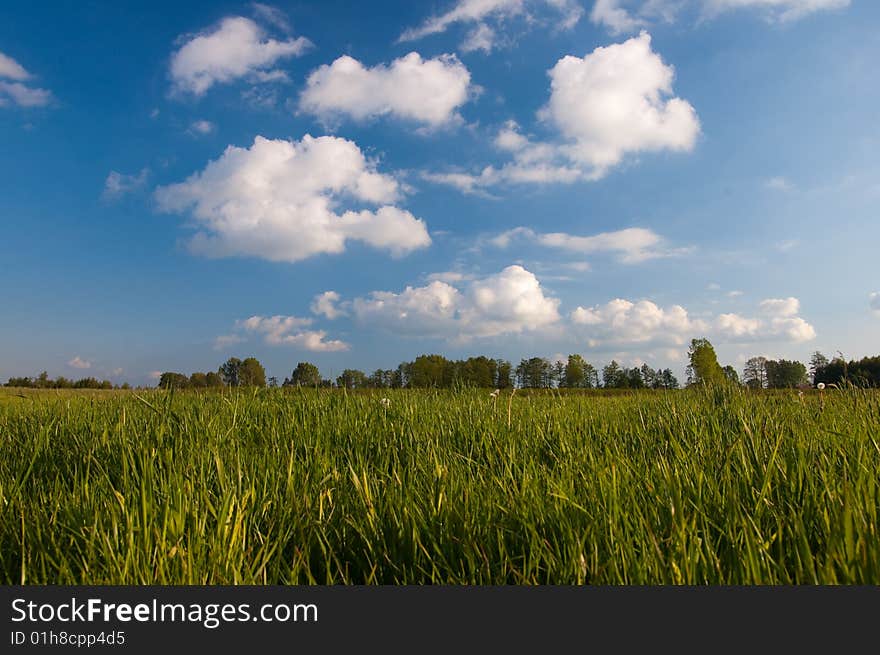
311,291,346,319
154,135,431,263
727,290,744,298
148,371,162,380
715,297,816,342
189,119,215,135
490,226,687,263
702,0,849,22
0,81,52,107
541,31,700,176
590,0,849,34
299,53,472,128
759,296,800,317
102,168,150,200
235,315,349,351
67,356,92,370
869,292,880,313
766,176,793,191
0,51,53,108
250,3,292,32
0,51,31,80
169,16,311,96
571,299,707,347
424,33,699,190
399,0,583,52
352,265,561,341
213,334,245,350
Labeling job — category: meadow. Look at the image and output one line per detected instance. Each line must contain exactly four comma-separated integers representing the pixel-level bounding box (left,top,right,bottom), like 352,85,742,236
0,385,877,584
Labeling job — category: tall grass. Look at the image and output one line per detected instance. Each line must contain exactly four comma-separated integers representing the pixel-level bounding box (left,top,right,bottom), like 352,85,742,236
0,386,877,584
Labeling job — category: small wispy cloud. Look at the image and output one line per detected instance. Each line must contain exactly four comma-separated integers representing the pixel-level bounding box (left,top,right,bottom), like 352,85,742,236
188,119,215,135
766,176,794,192
102,168,150,200
67,356,92,369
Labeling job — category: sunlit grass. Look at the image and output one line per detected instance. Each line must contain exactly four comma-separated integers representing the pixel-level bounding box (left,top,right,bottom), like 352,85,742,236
1,386,877,584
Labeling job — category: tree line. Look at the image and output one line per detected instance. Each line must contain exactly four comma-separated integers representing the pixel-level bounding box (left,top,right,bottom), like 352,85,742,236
6,342,878,392
151,353,680,390
4,371,127,390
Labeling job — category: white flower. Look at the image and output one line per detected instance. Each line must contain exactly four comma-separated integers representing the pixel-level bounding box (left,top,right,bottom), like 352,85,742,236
817,383,825,390
379,397,391,408
489,389,500,398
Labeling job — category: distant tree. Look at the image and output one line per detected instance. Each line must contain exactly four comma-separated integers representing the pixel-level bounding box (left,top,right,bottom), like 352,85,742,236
722,365,740,386
268,376,279,388
284,362,321,387
742,356,768,390
35,371,51,388
158,372,189,389
640,364,657,389
686,338,725,386
627,367,645,389
219,357,242,387
602,360,624,389
809,351,829,384
205,371,224,387
659,369,679,390
495,360,513,389
551,360,566,388
337,369,368,389
393,363,410,389
408,355,452,388
189,372,208,388
238,357,266,387
517,357,551,388
765,359,808,388
564,354,590,388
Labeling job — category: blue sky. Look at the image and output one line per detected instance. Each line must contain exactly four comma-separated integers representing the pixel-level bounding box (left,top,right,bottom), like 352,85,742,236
1,0,877,385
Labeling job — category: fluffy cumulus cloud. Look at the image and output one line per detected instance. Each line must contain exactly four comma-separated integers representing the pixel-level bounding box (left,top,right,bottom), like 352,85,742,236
218,315,349,352
871,292,880,314
169,16,311,96
715,297,816,342
102,168,150,200
490,226,687,263
0,51,52,107
424,32,699,190
399,0,583,53
154,135,431,263
351,265,561,341
541,31,700,175
311,291,346,319
299,53,472,128
571,299,707,347
67,356,92,370
590,0,849,34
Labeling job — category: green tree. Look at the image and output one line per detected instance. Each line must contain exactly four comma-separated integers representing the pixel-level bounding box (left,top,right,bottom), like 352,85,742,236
686,338,725,386
205,371,224,387
722,365,740,386
495,360,513,389
809,351,829,384
219,357,242,387
743,356,768,390
337,369,368,389
602,360,624,388
189,372,208,388
284,362,322,387
765,359,808,388
238,357,266,387
158,372,189,389
409,355,452,388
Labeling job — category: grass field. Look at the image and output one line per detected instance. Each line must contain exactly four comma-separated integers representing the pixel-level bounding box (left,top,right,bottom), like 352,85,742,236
1,386,877,584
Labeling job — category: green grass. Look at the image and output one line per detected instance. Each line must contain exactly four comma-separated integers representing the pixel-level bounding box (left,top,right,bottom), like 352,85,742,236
0,386,877,584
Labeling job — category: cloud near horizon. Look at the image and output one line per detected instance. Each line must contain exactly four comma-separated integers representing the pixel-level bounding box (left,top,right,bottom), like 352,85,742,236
216,315,349,352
